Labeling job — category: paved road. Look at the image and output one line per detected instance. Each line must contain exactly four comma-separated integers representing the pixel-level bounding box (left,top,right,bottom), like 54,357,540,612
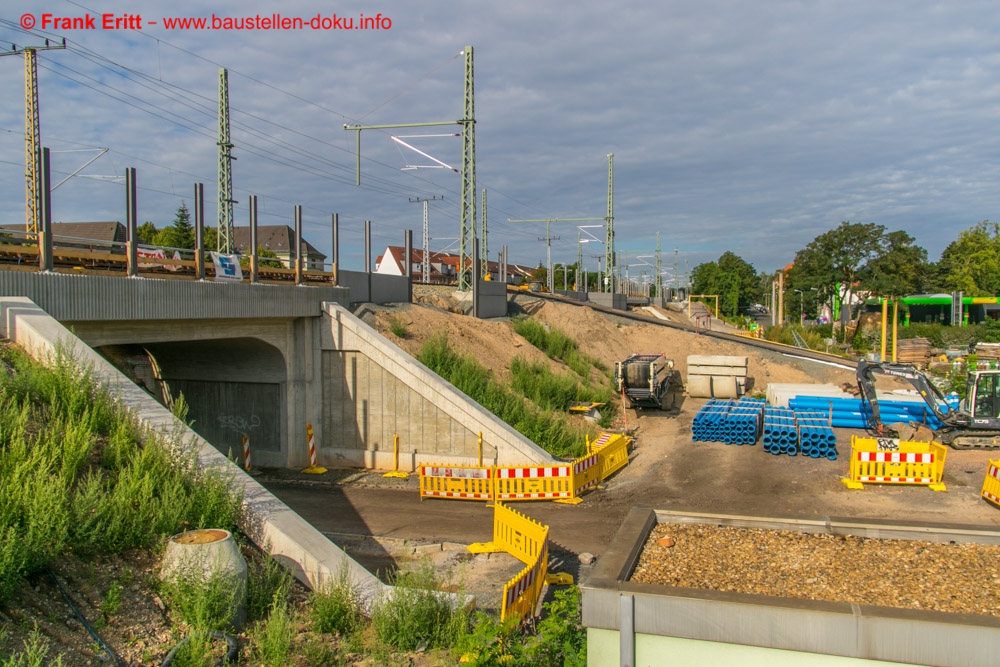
258,400,1000,563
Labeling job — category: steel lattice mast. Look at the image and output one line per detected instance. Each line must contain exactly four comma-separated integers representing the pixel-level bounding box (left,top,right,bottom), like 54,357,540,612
458,46,477,290
1,40,65,235
217,68,236,253
605,153,615,292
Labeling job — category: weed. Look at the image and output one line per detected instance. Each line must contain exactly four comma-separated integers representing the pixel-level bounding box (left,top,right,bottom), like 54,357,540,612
370,559,469,652
100,579,122,617
250,598,296,667
458,613,525,666
0,626,64,667
246,552,293,623
167,630,214,667
310,561,363,636
388,315,409,339
160,562,243,632
525,586,586,667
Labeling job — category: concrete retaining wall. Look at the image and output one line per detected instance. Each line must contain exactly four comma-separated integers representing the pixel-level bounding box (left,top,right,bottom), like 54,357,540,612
553,289,588,302
0,296,388,607
321,302,556,467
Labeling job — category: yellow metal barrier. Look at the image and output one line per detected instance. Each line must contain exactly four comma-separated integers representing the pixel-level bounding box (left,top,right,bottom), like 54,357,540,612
982,459,1000,507
469,503,551,622
419,465,493,500
841,436,947,491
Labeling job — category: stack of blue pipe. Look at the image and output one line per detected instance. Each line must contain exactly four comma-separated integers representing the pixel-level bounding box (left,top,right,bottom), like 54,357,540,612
691,398,765,445
691,399,735,442
762,407,799,454
787,396,960,430
795,411,838,460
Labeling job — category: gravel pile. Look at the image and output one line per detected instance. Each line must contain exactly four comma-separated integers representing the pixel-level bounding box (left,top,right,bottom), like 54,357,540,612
631,523,1000,617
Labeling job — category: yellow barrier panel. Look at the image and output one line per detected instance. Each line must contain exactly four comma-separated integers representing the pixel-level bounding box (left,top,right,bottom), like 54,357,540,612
469,503,551,623
982,460,1000,508
589,432,632,481
419,465,493,500
841,436,947,491
494,464,574,501
554,453,601,505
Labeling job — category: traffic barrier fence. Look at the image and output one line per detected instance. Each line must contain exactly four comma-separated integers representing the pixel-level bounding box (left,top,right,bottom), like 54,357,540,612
982,460,1000,508
842,436,946,491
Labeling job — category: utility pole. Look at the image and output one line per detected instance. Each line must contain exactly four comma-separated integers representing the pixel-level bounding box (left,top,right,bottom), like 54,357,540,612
217,68,236,253
507,217,603,292
410,195,443,283
1,39,66,235
344,45,477,290
655,231,662,300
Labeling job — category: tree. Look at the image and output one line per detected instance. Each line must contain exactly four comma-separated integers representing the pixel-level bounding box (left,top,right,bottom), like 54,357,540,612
156,203,195,249
864,230,929,297
792,221,887,320
136,221,158,245
934,221,1000,295
691,251,760,317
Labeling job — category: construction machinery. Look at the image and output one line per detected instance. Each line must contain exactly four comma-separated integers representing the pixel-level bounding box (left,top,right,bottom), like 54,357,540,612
857,359,1000,449
615,354,681,410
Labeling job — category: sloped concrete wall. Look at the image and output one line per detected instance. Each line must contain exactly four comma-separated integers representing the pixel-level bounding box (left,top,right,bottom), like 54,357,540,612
320,302,556,468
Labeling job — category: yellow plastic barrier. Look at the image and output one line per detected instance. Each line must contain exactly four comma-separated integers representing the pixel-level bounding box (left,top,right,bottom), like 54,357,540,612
841,436,947,491
589,432,632,481
419,465,493,500
419,431,631,503
982,459,1000,507
469,503,550,622
494,464,574,501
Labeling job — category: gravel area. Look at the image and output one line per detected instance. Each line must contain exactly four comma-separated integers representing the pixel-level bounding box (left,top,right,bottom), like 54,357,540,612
630,523,1000,617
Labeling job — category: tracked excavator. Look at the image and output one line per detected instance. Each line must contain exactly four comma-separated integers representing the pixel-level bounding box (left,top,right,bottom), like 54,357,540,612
857,359,1000,449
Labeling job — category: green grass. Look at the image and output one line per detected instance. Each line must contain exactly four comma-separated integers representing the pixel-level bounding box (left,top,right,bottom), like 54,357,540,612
0,344,242,604
310,561,363,637
418,335,590,457
510,317,604,379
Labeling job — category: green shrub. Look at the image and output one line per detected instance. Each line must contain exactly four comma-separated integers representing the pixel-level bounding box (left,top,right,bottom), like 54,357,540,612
246,552,294,624
160,563,243,632
250,599,296,667
388,315,409,339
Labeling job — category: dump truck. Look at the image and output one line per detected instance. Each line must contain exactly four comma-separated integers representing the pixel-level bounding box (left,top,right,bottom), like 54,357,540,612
615,353,681,410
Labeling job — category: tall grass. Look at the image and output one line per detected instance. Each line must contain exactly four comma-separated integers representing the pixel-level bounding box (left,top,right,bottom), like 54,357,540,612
418,335,588,457
510,358,612,411
511,317,605,378
0,344,242,604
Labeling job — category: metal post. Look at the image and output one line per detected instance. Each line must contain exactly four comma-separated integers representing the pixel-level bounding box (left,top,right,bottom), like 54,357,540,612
194,183,205,279
126,167,137,277
38,147,52,271
249,195,258,283
404,229,413,303
502,245,507,283
365,220,372,301
892,299,899,363
563,264,568,292
546,220,553,292
294,205,303,285
880,298,888,362
331,213,339,285
472,237,480,318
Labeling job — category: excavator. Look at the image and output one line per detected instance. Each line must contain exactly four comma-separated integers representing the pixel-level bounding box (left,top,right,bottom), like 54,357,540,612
857,359,1000,449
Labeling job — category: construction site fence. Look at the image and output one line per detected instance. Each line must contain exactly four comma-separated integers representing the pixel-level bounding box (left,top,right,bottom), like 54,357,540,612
419,432,632,503
842,436,947,492
982,459,1000,508
495,503,551,622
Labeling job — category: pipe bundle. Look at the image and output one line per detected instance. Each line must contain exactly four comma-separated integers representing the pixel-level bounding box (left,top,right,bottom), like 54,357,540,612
794,411,838,460
787,396,959,430
691,398,764,445
762,407,799,455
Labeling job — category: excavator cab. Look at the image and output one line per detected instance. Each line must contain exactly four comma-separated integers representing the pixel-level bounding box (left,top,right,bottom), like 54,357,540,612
967,371,1000,421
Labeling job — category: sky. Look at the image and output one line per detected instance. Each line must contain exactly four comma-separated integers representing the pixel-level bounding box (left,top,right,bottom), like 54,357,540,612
2,0,999,282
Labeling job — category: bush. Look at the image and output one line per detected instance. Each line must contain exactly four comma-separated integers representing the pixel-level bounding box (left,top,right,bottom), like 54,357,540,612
310,562,363,637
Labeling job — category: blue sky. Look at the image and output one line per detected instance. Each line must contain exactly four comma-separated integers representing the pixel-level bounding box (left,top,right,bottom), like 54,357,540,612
2,0,999,281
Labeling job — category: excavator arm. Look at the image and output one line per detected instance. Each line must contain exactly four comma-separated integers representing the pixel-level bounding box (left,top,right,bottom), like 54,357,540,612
856,359,956,436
